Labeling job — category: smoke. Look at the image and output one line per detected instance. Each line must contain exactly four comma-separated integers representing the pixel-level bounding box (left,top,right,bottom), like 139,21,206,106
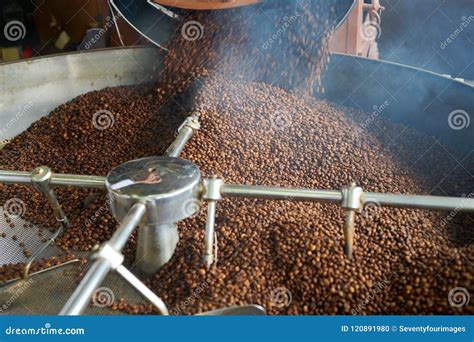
162,0,355,101
378,0,474,79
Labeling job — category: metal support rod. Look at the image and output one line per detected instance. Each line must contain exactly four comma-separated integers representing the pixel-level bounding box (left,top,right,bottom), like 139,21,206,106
343,210,355,260
116,265,169,315
43,188,70,226
23,225,64,279
203,201,217,267
341,183,361,259
362,192,474,212
22,167,72,278
0,170,105,189
60,202,146,316
165,113,200,158
202,177,223,267
221,184,343,203
222,184,474,213
59,258,111,316
221,182,474,261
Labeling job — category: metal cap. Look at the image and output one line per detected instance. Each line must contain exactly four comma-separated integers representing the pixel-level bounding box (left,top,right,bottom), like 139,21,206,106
105,157,203,224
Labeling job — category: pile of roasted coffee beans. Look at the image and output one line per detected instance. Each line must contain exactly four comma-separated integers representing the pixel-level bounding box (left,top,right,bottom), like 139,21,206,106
134,76,472,315
0,77,472,314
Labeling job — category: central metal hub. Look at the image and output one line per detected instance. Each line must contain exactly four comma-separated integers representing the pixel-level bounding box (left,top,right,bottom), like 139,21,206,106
105,157,203,276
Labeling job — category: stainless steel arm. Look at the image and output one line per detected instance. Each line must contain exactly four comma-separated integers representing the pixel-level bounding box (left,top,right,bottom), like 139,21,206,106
221,183,474,212
116,265,169,315
362,192,474,211
60,202,146,315
221,184,343,203
0,170,106,189
218,181,474,260
165,113,200,158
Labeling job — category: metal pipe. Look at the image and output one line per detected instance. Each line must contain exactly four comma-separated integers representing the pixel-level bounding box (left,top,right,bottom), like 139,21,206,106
165,113,200,158
23,225,64,278
221,184,343,203
116,265,169,315
135,223,179,277
59,258,111,315
0,170,106,189
60,202,146,315
362,192,474,212
165,127,194,157
108,203,147,251
203,201,217,267
343,210,355,260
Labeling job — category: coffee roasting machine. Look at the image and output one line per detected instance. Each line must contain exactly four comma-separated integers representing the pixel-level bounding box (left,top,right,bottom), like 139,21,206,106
0,0,473,315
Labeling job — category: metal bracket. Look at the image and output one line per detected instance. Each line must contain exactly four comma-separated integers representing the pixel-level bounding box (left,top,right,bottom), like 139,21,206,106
202,177,224,267
341,182,363,260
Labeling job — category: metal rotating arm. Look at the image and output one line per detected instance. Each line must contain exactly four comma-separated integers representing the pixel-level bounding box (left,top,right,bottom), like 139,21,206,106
0,170,106,189
60,202,169,316
165,113,201,158
202,179,474,261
